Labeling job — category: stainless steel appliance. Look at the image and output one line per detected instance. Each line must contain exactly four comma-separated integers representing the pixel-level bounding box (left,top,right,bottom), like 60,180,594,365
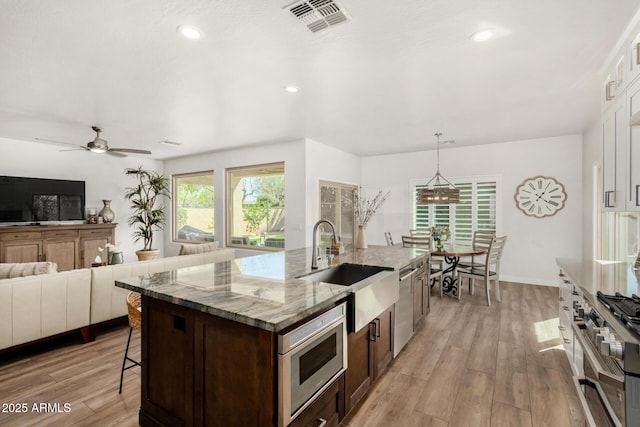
572,291,640,427
278,302,348,427
394,258,425,357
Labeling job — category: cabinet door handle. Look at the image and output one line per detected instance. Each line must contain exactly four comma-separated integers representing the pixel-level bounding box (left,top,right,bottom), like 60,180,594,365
564,338,571,344
605,190,615,208
636,185,640,207
369,322,377,342
558,325,566,331
317,418,327,427
375,318,381,338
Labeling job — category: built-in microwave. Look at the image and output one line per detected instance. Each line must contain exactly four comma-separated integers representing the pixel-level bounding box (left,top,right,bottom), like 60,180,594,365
277,302,348,427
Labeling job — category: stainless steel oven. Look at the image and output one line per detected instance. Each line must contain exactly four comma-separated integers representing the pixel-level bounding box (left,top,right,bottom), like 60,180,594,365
278,302,348,427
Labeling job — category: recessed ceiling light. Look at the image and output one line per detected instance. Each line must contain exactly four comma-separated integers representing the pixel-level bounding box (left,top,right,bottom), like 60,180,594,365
442,139,456,145
177,25,203,40
284,85,299,93
470,29,494,42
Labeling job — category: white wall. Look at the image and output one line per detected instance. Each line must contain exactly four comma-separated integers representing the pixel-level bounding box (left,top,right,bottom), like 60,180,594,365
304,139,361,246
361,134,583,286
0,137,164,262
162,139,307,257
162,138,362,257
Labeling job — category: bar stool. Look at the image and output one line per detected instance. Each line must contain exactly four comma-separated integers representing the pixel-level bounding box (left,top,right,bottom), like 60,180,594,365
119,291,142,394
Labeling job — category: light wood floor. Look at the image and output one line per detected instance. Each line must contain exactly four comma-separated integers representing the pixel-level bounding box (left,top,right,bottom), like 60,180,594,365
0,281,584,427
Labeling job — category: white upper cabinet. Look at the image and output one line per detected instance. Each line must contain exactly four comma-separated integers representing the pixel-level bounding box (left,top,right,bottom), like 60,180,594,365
602,96,628,211
628,77,640,211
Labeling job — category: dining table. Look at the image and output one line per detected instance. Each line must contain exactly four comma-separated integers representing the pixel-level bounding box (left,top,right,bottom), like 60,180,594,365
431,242,487,298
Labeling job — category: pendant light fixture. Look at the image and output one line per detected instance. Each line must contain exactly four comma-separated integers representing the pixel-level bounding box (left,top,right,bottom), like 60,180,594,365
416,133,460,204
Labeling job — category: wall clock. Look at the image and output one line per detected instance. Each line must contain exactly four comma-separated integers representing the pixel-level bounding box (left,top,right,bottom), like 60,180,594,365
514,176,567,218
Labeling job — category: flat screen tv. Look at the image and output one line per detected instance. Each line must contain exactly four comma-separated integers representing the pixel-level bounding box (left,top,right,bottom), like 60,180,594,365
0,175,85,225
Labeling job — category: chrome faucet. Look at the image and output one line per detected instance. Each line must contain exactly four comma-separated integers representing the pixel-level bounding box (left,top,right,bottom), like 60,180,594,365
311,219,338,269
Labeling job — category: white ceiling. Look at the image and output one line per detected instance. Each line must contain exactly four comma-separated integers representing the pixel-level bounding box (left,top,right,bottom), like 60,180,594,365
1,0,639,159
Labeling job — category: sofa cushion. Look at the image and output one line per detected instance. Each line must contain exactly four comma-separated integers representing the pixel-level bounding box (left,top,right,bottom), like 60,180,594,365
179,241,219,255
0,262,58,279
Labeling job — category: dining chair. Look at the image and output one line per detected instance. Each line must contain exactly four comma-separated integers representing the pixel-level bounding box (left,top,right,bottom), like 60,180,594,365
409,228,431,236
384,231,394,246
457,236,507,306
401,235,443,292
119,291,142,394
457,230,495,270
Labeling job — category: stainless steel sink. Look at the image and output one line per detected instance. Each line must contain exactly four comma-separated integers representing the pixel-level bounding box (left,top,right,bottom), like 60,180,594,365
298,263,399,332
299,263,389,286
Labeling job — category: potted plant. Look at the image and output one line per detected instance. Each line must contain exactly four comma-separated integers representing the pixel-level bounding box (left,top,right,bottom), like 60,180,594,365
124,166,171,261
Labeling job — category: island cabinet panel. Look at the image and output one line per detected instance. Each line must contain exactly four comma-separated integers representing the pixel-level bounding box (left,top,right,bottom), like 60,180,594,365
194,311,277,427
289,374,344,427
140,297,195,427
373,305,394,379
139,296,277,427
345,304,394,415
345,322,374,413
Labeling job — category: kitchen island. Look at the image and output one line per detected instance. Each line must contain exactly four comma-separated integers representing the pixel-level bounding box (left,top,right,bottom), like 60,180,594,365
115,245,427,427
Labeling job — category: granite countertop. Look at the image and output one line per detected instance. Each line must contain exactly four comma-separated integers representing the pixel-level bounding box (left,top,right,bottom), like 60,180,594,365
556,257,639,298
115,245,427,332
556,257,640,344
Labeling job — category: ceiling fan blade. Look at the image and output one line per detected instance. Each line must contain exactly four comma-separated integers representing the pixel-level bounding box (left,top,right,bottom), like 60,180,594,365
59,146,90,152
109,148,152,155
34,137,81,148
105,150,127,158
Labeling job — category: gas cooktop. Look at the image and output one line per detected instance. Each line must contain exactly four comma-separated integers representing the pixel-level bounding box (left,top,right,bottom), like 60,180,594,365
596,291,640,340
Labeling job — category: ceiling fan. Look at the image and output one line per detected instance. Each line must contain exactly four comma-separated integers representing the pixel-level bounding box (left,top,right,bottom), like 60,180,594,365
39,126,152,157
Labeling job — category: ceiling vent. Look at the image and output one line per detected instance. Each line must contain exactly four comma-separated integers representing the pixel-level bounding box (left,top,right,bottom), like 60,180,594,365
285,0,350,33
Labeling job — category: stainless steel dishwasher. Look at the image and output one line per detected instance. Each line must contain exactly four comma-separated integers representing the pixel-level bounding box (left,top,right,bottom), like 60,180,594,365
394,262,419,357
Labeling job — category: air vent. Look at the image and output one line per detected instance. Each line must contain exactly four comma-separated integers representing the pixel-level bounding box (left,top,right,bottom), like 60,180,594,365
285,0,350,33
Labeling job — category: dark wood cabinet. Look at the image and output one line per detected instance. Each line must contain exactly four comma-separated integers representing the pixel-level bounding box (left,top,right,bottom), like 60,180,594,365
413,259,429,330
345,321,374,413
372,305,394,379
140,296,277,427
0,224,115,270
345,304,394,415
289,374,344,427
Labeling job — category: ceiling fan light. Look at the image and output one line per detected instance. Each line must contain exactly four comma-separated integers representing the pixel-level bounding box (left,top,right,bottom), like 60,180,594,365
177,25,203,40
90,147,106,154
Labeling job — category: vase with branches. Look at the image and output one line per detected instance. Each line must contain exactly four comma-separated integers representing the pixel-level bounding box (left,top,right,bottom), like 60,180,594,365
353,187,390,248
124,166,171,260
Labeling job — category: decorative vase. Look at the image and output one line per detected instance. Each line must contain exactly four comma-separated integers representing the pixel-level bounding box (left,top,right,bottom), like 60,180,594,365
136,249,159,261
355,225,368,249
99,200,115,223
110,251,124,265
434,239,443,251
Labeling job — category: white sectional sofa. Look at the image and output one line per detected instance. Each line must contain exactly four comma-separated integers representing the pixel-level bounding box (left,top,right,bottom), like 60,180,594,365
0,248,235,351
0,268,92,350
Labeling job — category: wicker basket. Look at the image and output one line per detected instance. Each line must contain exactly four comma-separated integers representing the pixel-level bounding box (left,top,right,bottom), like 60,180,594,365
126,292,142,330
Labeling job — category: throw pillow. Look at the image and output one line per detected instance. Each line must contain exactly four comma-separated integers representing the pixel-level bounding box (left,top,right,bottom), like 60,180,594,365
0,261,58,279
179,241,219,256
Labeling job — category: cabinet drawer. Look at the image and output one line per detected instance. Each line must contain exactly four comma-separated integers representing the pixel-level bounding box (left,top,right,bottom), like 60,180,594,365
44,229,78,239
0,231,42,241
289,374,344,427
79,229,111,238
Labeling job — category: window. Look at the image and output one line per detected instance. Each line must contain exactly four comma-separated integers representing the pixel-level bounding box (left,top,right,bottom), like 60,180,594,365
226,162,285,250
412,176,499,241
172,171,215,243
319,181,357,247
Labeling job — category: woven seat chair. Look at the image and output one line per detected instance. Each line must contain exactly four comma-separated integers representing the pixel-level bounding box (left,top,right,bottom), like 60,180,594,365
457,230,495,270
457,236,507,306
119,291,142,394
384,231,394,246
401,235,443,291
